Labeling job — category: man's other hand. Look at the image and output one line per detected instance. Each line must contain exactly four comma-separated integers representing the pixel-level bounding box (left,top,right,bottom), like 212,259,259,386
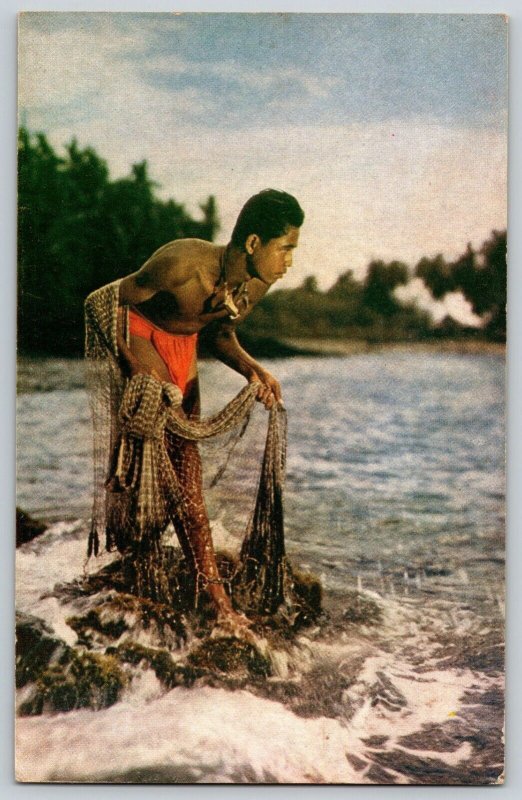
249,368,283,410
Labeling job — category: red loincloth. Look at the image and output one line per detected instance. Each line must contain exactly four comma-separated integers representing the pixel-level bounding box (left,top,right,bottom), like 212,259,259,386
128,308,198,396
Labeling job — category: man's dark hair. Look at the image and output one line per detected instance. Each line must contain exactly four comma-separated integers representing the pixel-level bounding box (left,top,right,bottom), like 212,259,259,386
231,189,304,248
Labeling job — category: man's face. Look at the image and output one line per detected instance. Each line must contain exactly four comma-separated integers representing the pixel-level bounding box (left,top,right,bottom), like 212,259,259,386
246,226,300,285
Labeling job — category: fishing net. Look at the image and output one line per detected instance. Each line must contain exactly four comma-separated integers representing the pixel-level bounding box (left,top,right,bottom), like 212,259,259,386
84,280,292,615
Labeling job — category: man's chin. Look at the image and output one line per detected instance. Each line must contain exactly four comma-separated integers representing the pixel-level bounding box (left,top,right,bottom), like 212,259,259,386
246,258,273,285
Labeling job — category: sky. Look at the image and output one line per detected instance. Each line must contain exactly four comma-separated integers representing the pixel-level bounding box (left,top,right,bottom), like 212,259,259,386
18,11,507,321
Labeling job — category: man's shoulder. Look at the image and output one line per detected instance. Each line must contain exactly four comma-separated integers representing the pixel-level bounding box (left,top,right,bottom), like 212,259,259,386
151,238,220,262
141,239,222,291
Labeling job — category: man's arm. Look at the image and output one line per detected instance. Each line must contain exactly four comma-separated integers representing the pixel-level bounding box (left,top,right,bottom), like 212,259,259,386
206,322,282,409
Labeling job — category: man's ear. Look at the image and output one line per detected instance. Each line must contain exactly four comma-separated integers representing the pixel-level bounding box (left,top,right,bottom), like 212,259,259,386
245,234,261,255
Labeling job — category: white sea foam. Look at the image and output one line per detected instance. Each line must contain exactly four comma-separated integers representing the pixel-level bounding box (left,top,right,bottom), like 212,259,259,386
15,528,491,784
16,687,361,784
16,520,117,642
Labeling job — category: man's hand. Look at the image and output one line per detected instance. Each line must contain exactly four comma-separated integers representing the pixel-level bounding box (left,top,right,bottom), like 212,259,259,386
249,367,283,410
206,322,284,410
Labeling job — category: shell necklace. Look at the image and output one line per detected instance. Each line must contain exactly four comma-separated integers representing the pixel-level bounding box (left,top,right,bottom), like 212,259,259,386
214,245,250,320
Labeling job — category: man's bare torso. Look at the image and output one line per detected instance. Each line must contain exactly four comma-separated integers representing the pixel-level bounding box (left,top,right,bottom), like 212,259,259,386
119,239,267,335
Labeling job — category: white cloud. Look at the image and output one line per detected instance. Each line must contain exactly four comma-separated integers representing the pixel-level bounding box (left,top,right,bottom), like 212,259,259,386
209,63,340,98
19,21,341,133
19,27,102,109
18,21,506,291
394,278,483,327
18,18,208,131
144,55,341,98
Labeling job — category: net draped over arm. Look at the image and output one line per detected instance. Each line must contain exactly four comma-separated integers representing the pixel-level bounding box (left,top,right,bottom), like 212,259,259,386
84,281,290,614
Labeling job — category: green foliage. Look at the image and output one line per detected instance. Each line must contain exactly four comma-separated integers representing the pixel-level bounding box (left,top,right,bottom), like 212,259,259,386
18,125,506,351
453,233,507,340
414,231,507,341
415,254,455,299
241,262,432,343
301,275,319,293
363,259,409,317
241,235,505,344
18,127,219,355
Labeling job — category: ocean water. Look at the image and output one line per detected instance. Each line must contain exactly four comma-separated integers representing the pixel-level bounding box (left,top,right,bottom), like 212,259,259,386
15,352,505,784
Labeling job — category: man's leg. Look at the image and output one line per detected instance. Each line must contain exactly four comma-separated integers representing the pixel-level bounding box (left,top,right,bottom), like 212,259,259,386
126,328,248,625
166,432,250,625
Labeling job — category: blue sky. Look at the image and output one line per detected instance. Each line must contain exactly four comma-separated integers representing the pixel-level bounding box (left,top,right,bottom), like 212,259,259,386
22,12,506,129
19,12,507,315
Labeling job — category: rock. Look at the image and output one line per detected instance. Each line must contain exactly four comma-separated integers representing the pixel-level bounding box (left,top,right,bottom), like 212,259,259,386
16,508,47,547
188,637,272,680
15,550,326,717
342,590,382,626
291,568,323,620
19,650,127,716
108,641,193,689
16,611,127,716
16,612,67,689
66,591,188,651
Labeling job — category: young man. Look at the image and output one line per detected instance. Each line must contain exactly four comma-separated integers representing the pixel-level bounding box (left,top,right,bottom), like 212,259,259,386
116,189,304,629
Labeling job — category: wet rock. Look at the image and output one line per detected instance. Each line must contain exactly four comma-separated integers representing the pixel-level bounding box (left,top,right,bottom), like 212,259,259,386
342,590,382,626
16,612,67,688
57,549,323,639
369,748,472,785
187,637,272,680
231,557,324,630
369,671,407,711
109,642,194,689
59,559,131,598
16,612,127,716
361,735,390,748
66,592,188,651
21,549,327,711
432,630,504,674
398,721,469,753
345,753,368,772
291,568,323,621
365,763,397,784
67,608,128,645
19,650,126,716
287,659,356,720
16,508,47,547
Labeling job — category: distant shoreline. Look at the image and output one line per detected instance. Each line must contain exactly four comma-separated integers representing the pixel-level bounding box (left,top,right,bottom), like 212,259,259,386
277,338,506,357
18,338,506,364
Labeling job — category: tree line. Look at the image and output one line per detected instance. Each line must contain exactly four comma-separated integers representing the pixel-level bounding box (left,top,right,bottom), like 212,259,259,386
18,127,219,354
240,230,506,345
18,128,506,356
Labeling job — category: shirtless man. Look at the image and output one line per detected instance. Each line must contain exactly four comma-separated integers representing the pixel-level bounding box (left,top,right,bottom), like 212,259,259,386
115,189,304,628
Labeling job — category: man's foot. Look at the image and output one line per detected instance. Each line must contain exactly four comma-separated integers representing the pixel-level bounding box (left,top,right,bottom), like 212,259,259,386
217,605,251,629
211,597,257,642
212,617,258,646
215,593,251,626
